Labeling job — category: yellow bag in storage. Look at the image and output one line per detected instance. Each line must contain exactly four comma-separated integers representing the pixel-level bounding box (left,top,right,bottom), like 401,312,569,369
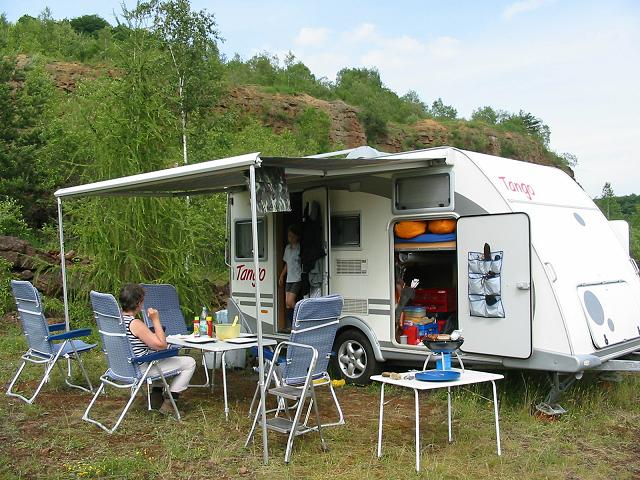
428,219,456,234
394,221,428,239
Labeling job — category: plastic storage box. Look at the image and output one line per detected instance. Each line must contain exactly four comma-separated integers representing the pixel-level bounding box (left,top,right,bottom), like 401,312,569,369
413,288,456,313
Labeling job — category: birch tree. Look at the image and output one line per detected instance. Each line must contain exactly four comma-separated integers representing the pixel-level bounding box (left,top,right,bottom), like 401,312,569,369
127,0,222,165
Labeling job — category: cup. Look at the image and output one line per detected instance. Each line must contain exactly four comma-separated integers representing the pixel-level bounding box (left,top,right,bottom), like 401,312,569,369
400,335,408,344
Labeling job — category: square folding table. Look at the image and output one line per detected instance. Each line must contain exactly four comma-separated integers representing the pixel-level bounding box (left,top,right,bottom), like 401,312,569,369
371,368,503,472
167,334,277,419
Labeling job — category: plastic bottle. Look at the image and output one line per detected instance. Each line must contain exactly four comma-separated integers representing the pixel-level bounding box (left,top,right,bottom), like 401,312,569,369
206,316,213,337
193,316,200,337
200,306,209,336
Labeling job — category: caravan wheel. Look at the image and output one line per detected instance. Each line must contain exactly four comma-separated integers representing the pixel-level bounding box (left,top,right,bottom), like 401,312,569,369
333,330,378,385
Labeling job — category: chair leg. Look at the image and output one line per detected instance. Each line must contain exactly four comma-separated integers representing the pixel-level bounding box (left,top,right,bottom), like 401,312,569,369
5,361,28,401
245,395,263,447
57,355,94,394
284,385,312,463
303,397,313,427
302,381,345,429
248,382,260,417
309,384,328,452
245,361,278,448
323,381,345,427
157,371,181,422
64,342,94,393
82,382,109,432
83,379,145,434
7,348,63,404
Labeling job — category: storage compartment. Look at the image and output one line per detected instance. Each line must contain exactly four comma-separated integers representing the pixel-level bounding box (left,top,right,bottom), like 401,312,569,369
394,221,457,344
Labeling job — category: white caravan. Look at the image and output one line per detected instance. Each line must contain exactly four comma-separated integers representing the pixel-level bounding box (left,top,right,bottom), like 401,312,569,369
228,146,640,409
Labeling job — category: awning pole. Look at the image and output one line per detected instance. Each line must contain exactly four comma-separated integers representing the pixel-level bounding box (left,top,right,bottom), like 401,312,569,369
249,165,269,464
57,197,70,331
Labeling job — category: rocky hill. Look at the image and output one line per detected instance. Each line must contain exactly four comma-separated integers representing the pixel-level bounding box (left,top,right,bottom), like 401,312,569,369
19,55,572,174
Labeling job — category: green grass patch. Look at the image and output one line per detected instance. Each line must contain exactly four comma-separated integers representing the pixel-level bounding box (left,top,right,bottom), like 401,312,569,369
0,319,638,479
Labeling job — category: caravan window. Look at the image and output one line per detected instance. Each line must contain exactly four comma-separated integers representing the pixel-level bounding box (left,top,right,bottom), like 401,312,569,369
394,173,451,213
234,219,267,260
331,214,361,248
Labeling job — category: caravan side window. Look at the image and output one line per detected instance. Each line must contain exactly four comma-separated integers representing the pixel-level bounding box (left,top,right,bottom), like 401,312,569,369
234,218,267,260
331,214,361,248
394,173,452,213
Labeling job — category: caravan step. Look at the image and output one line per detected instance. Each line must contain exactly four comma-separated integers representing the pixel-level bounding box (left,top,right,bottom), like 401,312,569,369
268,385,310,400
265,417,309,434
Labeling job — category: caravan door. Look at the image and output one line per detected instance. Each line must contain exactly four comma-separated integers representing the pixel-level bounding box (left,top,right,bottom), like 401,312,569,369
456,213,532,359
301,187,329,295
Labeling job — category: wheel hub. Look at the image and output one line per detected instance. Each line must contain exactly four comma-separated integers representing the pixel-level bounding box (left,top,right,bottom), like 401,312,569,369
338,340,367,379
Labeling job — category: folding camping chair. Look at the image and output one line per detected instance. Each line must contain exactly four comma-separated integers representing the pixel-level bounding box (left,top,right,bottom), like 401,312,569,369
141,283,210,387
6,280,95,404
245,294,345,463
83,291,182,433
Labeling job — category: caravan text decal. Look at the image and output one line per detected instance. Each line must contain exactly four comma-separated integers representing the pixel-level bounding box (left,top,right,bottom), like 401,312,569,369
498,176,535,200
236,264,266,287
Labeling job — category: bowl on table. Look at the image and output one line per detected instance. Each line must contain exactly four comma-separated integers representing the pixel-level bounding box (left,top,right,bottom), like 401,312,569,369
216,323,240,340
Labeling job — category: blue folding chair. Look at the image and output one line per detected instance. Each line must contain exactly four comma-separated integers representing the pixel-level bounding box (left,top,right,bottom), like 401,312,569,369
245,294,344,463
141,283,209,387
83,291,182,433
6,280,95,404
140,284,189,336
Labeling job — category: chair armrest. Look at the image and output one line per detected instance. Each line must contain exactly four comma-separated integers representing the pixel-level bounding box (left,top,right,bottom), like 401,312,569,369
48,322,67,332
48,328,92,341
259,346,283,365
132,348,180,364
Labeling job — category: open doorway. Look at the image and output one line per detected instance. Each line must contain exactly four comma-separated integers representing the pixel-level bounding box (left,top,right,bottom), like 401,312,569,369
275,192,303,333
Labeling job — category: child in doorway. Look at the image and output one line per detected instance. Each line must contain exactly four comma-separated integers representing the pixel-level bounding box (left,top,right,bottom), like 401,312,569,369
279,224,302,330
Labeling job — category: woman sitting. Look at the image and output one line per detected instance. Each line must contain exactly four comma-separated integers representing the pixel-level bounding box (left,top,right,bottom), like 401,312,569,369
119,283,196,415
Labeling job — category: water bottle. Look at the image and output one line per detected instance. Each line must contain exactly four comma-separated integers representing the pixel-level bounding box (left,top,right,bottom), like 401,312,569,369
200,306,209,336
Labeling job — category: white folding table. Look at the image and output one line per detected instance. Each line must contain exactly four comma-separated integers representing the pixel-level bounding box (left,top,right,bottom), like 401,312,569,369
167,334,277,419
371,368,504,472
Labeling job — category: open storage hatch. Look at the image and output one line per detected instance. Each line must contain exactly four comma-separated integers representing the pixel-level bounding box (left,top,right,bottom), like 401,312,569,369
456,213,533,359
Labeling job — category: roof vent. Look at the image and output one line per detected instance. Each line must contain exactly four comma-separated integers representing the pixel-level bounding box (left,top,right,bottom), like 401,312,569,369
346,146,383,159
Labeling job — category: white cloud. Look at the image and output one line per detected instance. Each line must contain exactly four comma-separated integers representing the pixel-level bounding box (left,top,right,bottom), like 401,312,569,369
294,27,329,47
428,36,461,60
503,0,555,20
347,23,376,42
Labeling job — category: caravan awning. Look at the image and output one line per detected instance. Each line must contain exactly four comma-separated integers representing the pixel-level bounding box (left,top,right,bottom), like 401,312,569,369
54,148,451,199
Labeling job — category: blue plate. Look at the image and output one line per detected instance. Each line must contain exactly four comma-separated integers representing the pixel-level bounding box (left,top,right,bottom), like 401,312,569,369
415,370,461,382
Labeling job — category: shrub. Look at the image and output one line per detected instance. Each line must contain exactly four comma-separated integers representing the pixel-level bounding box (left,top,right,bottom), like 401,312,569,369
0,258,14,315
0,197,31,237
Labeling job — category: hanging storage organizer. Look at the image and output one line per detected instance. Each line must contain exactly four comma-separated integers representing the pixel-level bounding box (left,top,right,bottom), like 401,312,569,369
468,243,505,318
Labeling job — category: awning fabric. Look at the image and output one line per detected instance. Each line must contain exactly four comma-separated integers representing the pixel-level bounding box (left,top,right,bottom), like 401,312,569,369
54,148,451,199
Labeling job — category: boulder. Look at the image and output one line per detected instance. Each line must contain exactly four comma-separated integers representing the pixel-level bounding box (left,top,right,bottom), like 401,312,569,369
19,270,34,280
0,235,28,253
34,271,62,297
0,250,20,267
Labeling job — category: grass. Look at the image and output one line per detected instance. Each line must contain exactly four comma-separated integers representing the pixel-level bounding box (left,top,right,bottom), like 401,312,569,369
1,316,639,479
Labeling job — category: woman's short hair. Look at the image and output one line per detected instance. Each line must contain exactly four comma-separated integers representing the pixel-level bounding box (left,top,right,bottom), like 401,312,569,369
119,283,145,311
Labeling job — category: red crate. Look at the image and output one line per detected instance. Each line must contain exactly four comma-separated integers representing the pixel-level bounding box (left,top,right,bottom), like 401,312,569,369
413,288,456,313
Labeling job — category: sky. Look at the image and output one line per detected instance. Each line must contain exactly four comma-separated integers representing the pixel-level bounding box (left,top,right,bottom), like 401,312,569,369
3,0,640,197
